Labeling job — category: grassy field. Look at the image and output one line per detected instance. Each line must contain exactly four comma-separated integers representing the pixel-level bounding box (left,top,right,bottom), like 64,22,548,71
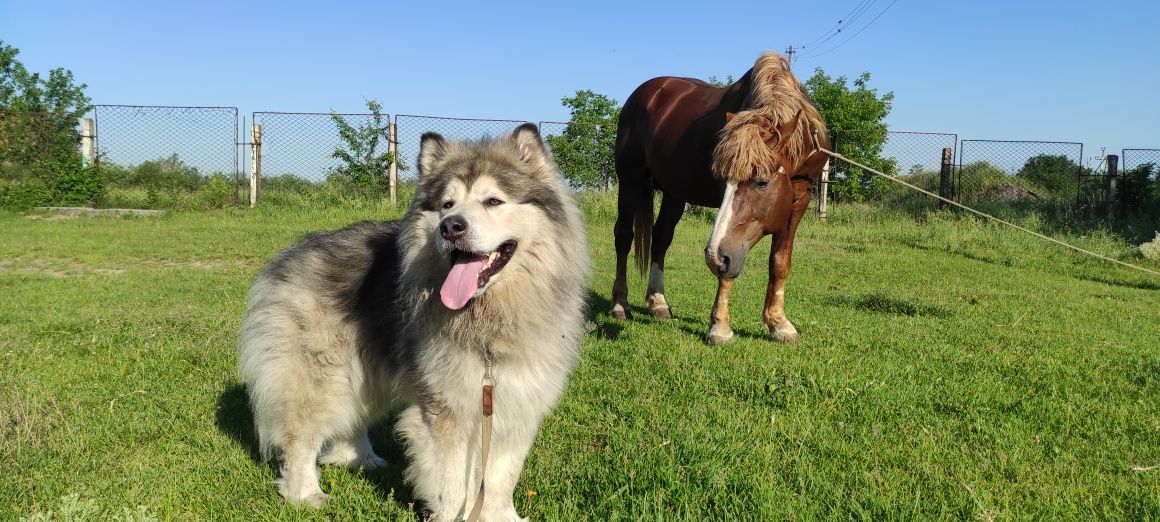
2,195,1159,521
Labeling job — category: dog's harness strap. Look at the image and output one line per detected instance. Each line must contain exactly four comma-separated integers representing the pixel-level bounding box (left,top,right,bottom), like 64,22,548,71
466,350,495,522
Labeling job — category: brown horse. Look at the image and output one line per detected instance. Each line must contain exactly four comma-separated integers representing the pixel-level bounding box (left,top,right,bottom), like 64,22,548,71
610,52,830,344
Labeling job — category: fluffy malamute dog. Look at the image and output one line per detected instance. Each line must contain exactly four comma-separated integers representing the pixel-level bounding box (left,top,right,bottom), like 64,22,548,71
237,124,588,520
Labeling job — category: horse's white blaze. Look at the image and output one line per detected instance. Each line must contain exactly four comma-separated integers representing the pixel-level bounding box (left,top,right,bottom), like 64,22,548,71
647,262,665,295
706,180,739,267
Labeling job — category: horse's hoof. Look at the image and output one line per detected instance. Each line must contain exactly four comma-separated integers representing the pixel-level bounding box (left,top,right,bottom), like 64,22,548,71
611,303,633,321
648,305,672,319
705,325,734,345
769,322,800,344
646,295,671,319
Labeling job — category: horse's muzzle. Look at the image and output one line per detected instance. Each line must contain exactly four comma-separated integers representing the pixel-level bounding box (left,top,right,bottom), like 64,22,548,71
706,246,745,279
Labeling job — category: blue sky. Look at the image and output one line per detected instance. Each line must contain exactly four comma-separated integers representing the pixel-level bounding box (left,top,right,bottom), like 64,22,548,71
2,0,1158,167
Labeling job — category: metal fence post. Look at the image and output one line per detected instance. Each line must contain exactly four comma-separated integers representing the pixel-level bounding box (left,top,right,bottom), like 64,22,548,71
388,122,398,205
1106,154,1118,218
250,123,262,208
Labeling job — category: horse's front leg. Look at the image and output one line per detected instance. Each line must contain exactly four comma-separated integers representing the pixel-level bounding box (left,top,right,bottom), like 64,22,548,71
764,186,811,344
706,277,735,344
763,238,799,344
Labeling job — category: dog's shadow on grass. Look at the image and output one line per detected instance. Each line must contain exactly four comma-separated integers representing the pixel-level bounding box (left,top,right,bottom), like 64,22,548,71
584,290,626,340
214,385,417,511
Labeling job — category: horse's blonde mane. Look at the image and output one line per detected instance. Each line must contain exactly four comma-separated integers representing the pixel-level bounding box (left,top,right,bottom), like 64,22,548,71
712,51,828,182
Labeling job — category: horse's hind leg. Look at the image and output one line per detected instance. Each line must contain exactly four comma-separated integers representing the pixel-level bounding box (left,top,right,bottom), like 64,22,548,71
611,177,646,320
645,193,686,318
764,181,812,344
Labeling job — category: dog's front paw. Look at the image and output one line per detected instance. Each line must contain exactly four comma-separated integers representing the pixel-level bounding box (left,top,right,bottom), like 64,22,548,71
276,480,329,509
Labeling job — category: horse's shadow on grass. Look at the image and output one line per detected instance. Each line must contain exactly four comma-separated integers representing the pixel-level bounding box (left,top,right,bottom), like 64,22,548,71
585,288,770,343
1074,274,1160,291
214,385,417,511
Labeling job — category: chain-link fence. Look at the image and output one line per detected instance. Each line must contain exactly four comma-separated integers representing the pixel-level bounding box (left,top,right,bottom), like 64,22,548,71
394,115,529,179
86,105,241,207
824,130,957,213
93,105,238,176
1122,148,1160,172
252,111,390,185
50,105,1153,219
957,139,1083,206
1119,148,1160,216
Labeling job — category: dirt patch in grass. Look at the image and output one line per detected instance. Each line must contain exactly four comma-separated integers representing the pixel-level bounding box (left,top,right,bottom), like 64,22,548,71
0,257,126,277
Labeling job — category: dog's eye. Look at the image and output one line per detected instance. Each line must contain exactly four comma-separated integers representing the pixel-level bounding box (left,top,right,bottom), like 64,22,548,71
485,197,504,207
442,200,454,209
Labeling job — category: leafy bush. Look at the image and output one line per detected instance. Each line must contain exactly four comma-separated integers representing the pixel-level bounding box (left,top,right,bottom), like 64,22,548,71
1016,154,1080,200
1,40,95,209
0,177,51,209
329,100,400,194
200,173,232,209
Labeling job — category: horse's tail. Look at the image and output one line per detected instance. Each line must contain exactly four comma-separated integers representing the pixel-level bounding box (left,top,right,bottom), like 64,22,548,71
632,187,653,277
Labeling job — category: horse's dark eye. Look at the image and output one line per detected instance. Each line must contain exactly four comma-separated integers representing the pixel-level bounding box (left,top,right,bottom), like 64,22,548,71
442,200,454,209
486,197,504,207
754,180,770,189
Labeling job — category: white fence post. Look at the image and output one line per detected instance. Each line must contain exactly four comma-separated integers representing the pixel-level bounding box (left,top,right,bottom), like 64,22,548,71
818,159,830,221
81,118,95,168
250,123,262,208
388,122,398,205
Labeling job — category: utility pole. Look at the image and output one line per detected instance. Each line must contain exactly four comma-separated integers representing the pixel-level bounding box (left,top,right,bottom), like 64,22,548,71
785,45,796,69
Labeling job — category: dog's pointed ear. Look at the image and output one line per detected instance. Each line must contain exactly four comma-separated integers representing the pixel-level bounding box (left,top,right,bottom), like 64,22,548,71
510,123,553,174
419,132,448,178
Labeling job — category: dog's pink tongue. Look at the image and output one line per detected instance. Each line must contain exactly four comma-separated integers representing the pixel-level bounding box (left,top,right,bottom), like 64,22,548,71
440,255,486,310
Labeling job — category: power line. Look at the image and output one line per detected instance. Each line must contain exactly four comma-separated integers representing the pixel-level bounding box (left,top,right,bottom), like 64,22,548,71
798,0,879,53
799,0,901,59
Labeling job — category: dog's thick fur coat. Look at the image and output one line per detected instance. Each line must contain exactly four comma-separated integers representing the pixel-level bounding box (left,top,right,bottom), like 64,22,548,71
237,124,588,521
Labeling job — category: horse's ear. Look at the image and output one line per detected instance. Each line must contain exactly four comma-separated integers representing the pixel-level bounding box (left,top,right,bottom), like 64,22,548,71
776,109,804,140
418,132,448,178
510,123,553,176
724,112,736,123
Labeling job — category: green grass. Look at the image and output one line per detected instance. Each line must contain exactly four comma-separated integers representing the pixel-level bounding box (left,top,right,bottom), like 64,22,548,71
2,195,1159,520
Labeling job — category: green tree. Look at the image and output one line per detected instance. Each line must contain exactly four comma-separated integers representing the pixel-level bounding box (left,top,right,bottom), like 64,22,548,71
707,75,735,88
0,40,98,207
329,99,401,194
545,90,619,190
1016,154,1081,200
804,69,894,201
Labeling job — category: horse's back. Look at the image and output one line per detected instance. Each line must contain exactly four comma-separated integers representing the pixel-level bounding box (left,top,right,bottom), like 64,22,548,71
617,77,735,205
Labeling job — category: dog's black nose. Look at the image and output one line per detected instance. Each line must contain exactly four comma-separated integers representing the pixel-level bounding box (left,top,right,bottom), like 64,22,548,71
440,215,468,240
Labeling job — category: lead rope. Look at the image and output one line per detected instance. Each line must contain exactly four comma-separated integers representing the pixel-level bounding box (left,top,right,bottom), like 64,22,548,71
814,142,1160,277
465,349,495,522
